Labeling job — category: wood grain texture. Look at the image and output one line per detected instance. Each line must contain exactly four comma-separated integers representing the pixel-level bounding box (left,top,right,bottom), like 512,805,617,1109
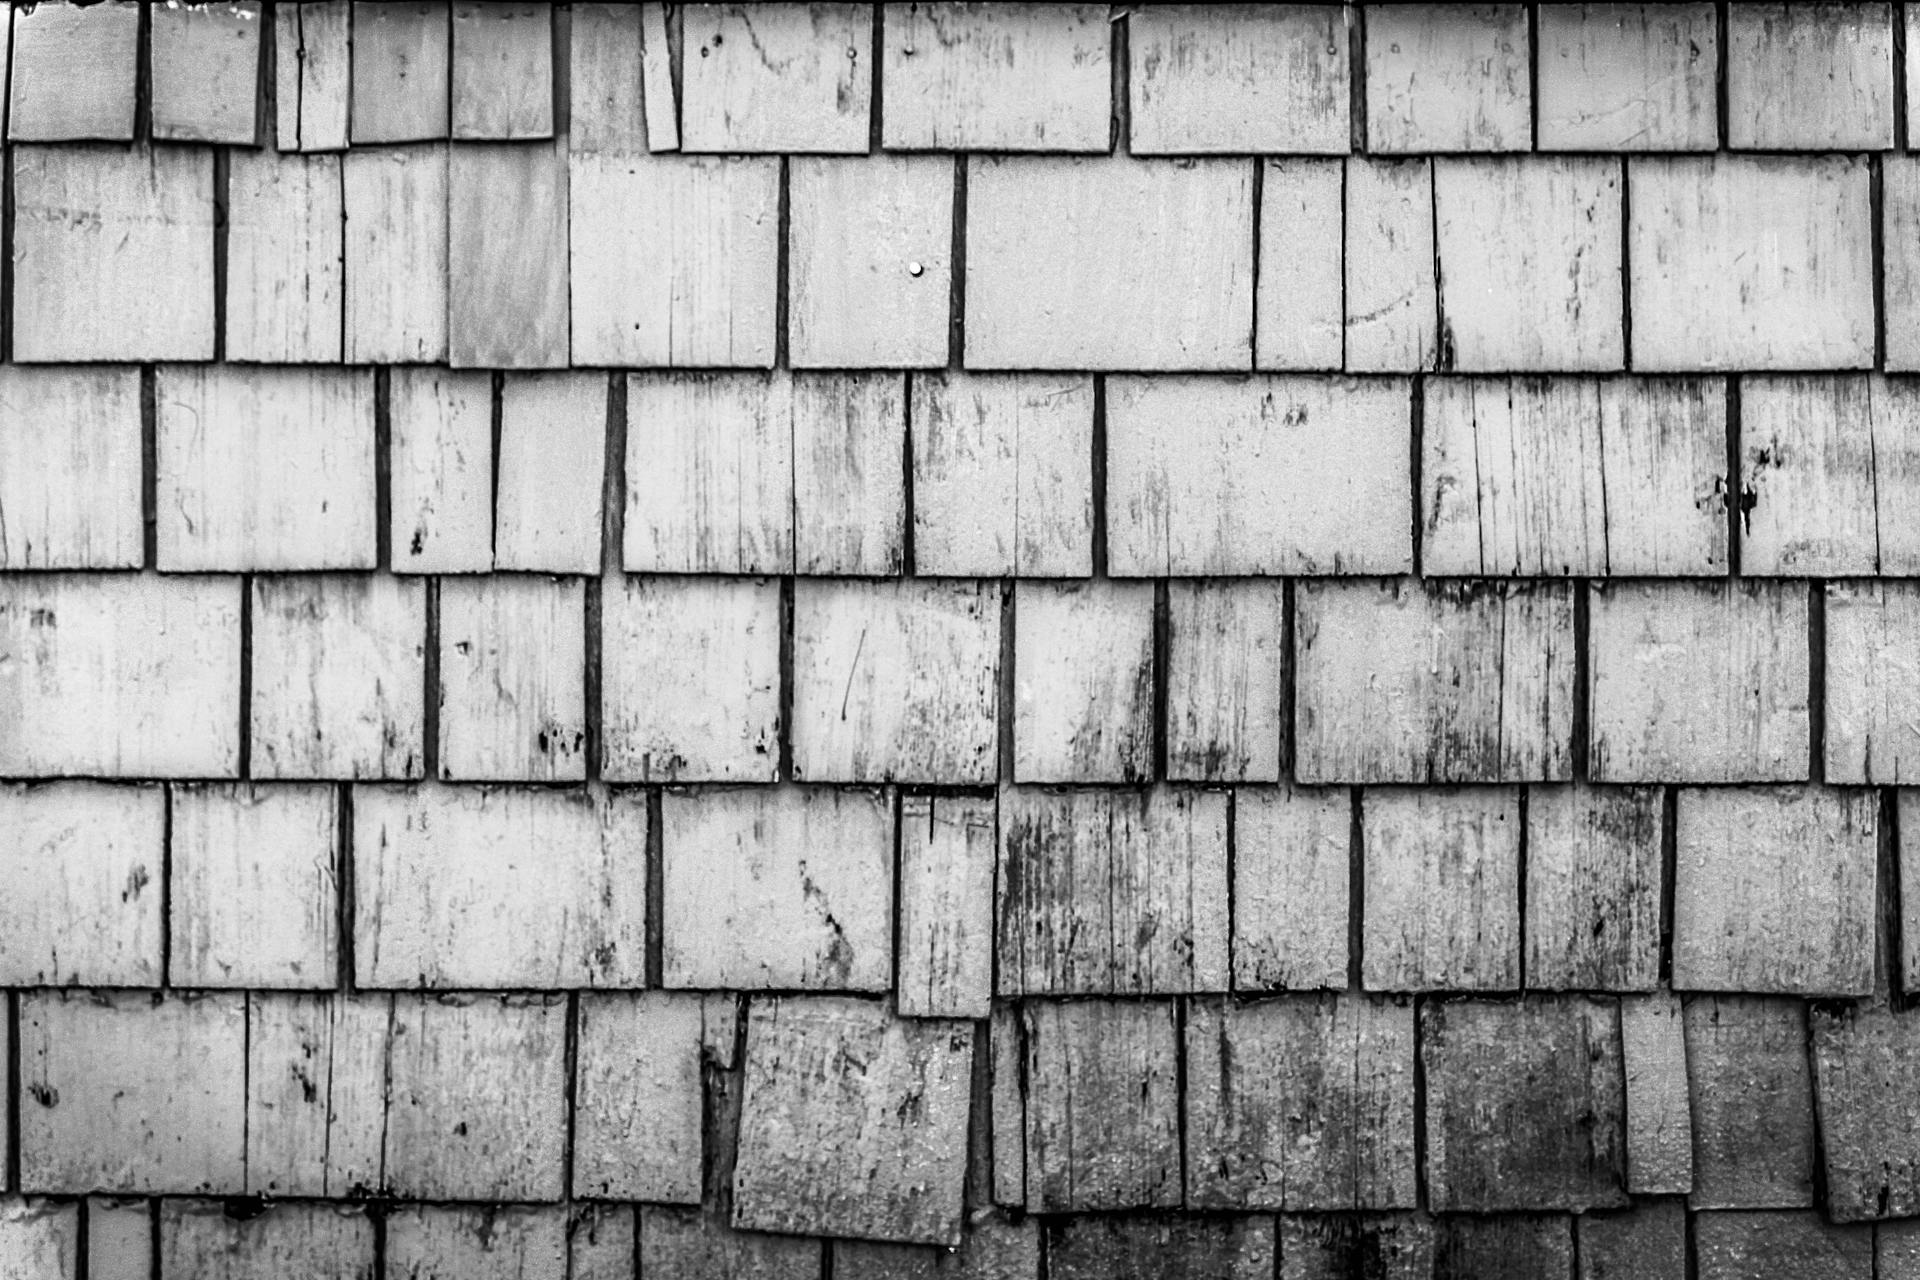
641,3,680,152
436,576,587,782
19,991,247,1195
1883,1220,1920,1280
384,1205,566,1280
601,575,781,783
988,1004,1025,1207
1012,580,1156,783
638,1207,821,1280
1899,792,1920,990
1672,786,1876,996
625,373,794,573
1186,994,1415,1210
1589,580,1810,783
1629,156,1874,371
0,574,242,778
451,3,554,139
1277,1215,1434,1280
160,1202,373,1280
1727,2,1894,149
897,794,994,1020
1684,995,1816,1209
1694,1212,1872,1280
1344,158,1438,372
1366,4,1531,152
493,372,606,573
1022,999,1181,1212
571,154,779,367
1525,784,1664,991
732,997,974,1245
225,149,343,365
249,575,426,781
882,3,1108,151
1422,375,1730,576
7,1,139,141
1621,993,1693,1196
1257,158,1343,370
661,786,894,991
1435,157,1624,371
1295,580,1575,784
353,784,646,988
0,365,142,569
570,1206,636,1280
1164,579,1285,782
568,4,644,153
997,786,1229,995
169,783,337,990
1577,1202,1688,1280
12,145,215,363
1811,1004,1920,1221
86,1199,149,1280
1435,1217,1574,1280
245,993,390,1197
388,367,491,572
1887,156,1920,371
965,157,1254,371
149,2,264,145
792,373,908,574
834,1213,1038,1280
448,142,569,369
910,372,1094,577
1107,375,1413,576
574,991,705,1202
1049,1216,1273,1280
1537,3,1718,150
155,365,376,572
0,1203,76,1280
1130,5,1348,154
680,4,870,153
275,1,352,151
791,578,999,784
350,1,450,143
1423,996,1628,1212
1360,786,1521,991
343,144,450,364
0,782,162,986
1234,785,1350,990
383,994,568,1200
789,156,953,368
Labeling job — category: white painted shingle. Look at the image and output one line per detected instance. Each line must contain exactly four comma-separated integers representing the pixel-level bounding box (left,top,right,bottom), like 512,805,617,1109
0,782,163,986
882,3,1109,152
680,3,871,153
1366,5,1531,153
436,575,586,782
0,366,143,570
8,1,140,142
1130,4,1349,155
1727,2,1894,150
1536,3,1718,151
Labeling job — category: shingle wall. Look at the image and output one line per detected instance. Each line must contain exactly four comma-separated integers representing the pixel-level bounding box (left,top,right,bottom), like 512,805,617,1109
1,1,1917,1276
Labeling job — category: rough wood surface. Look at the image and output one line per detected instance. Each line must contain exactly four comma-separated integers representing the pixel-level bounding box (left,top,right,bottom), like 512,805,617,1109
449,142,569,369
12,145,215,363
1186,994,1415,1211
1435,1216,1575,1280
1234,785,1351,990
638,1207,821,1280
1257,158,1343,370
574,991,705,1203
1727,2,1894,149
435,576,587,782
681,4,870,153
149,2,264,145
897,795,995,1019
1589,580,1810,783
0,574,243,778
882,3,1107,151
384,1205,566,1280
965,157,1254,371
1620,993,1693,1196
1366,5,1531,152
909,372,1094,577
1345,158,1438,372
388,367,491,572
1694,1212,1872,1280
568,4,645,153
1130,5,1348,154
1277,1214,1434,1280
1888,156,1920,372
8,1,140,141
1899,792,1920,990
1811,1003,1920,1222
1049,1216,1273,1280
625,373,794,573
997,786,1229,995
0,1203,77,1280
276,1,352,151
343,144,450,364
383,994,568,1201
0,366,142,570
990,1004,1024,1207
792,373,908,575
1577,1202,1688,1280
160,1202,373,1280
570,1206,636,1280
245,993,389,1197
451,3,554,139
1684,995,1816,1208
641,3,679,152
661,786,894,991
834,1213,1039,1280
1525,784,1664,991
791,578,999,784
353,784,646,988
493,372,606,573
1012,580,1156,783
1672,786,1876,996
1361,786,1521,991
20,992,247,1195
170,783,337,990
1022,999,1181,1212
788,156,953,368
733,997,974,1246
1536,3,1719,150
1165,579,1286,782
1295,580,1575,784
601,575,782,783
1423,996,1628,1211
1106,375,1413,576
1883,1221,1920,1280
225,149,344,365
87,1198,150,1280
350,2,450,143
0,782,161,987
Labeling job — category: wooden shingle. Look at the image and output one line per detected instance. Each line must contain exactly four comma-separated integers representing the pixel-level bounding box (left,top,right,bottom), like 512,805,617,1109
225,150,344,365
435,575,587,782
1694,1213,1872,1280
792,373,908,575
1577,1203,1688,1280
1022,999,1181,1212
1727,2,1894,150
568,4,644,154
1366,5,1531,152
1049,1217,1274,1280
159,1203,373,1280
1435,1217,1574,1280
1525,784,1664,992
638,1208,820,1280
1811,1004,1920,1222
1129,5,1349,155
573,992,705,1202
8,1,139,141
835,1214,1039,1280
897,794,995,1020
1234,785,1352,991
0,1204,77,1280
149,1,265,145
1165,579,1286,782
0,366,143,570
384,1206,567,1280
245,993,390,1197
1535,3,1719,150
883,3,1109,152
1344,158,1438,372
343,145,451,365
1621,992,1693,1195
275,1,352,152
0,782,163,987
1360,787,1521,992
681,4,871,153
1256,159,1343,370
350,1,451,143
451,2,554,140
448,142,569,369
388,367,491,573
1277,1215,1434,1280
493,372,607,574
1684,995,1816,1208
1012,580,1156,783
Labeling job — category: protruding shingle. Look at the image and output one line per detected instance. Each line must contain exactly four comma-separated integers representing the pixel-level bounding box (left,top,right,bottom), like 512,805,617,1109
149,1,265,145
1164,579,1285,782
225,151,344,365
1365,5,1531,153
349,1,451,143
1535,3,1719,151
450,2,554,140
680,4,871,154
882,3,1109,152
1727,3,1894,150
897,794,995,1019
0,366,143,571
435,575,587,782
1022,999,1181,1212
1012,581,1155,783
1684,996,1816,1209
0,782,163,987
573,992,706,1202
1234,786,1352,991
159,1202,374,1280
1344,158,1438,372
245,993,389,1197
1525,784,1664,992
7,1,140,142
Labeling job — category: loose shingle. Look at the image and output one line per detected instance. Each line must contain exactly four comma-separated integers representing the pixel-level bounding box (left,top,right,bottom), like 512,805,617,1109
1525,784,1664,992
0,782,163,987
681,4,871,153
1366,5,1531,153
883,3,1109,152
1234,785,1352,990
1536,3,1719,151
350,1,451,143
434,576,587,782
1684,995,1816,1209
225,150,344,365
149,2,265,145
244,993,390,1197
8,1,140,142
1360,787,1521,992
1727,3,1894,150
0,366,143,570
1129,5,1349,155
1011,581,1156,783
1164,579,1286,782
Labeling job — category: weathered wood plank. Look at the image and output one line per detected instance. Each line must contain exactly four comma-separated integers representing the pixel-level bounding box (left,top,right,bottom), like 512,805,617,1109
1811,1004,1920,1221
149,2,264,145
1257,158,1343,370
834,1213,1038,1280
451,2,554,139
1345,158,1438,372
435,576,587,782
1277,1214,1434,1280
1620,992,1694,1196
0,1202,77,1280
448,141,569,368
1589,580,1810,783
493,372,605,573
1295,580,1575,784
0,366,142,570
897,794,994,1020
637,1207,820,1280
1022,999,1181,1212
343,145,450,365
384,1206,566,1280
1887,156,1920,371
350,1,450,143
1435,1216,1574,1280
1684,995,1816,1208
8,1,139,141
625,373,794,573
1526,784,1664,991
1366,5,1531,152
1537,3,1719,150
225,150,343,365
570,1206,635,1280
20,992,247,1195
169,783,338,989
1186,994,1415,1210
275,1,352,152
680,4,870,153
1130,5,1348,154
990,1003,1024,1208
998,786,1229,995
159,1202,373,1280
1049,1216,1272,1280
1577,1201,1688,1280
574,992,704,1203
1831,583,1920,789
88,1199,150,1280
1234,785,1350,990
353,784,646,988
1727,2,1894,149
1012,581,1155,783
1694,1212,1871,1280
568,4,644,153
0,783,162,986
388,367,490,572
792,373,908,575
1882,1220,1920,1280
1361,786,1521,991
245,992,389,1197
641,3,679,152
882,3,1106,151
661,786,893,991
1164,581,1283,782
